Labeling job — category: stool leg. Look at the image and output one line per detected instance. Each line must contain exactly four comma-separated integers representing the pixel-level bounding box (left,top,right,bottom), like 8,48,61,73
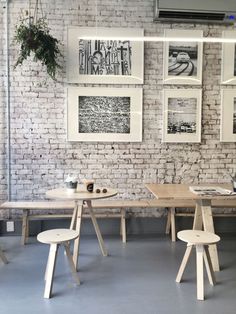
44,244,58,299
203,246,216,286
196,244,204,301
0,248,8,264
64,242,80,285
176,245,193,283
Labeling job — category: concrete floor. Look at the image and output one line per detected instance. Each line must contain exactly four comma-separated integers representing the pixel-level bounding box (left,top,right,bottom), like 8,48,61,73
0,234,236,314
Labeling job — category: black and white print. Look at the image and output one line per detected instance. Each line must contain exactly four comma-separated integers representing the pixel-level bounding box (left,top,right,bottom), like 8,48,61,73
233,98,236,134
234,44,236,77
78,96,131,133
167,97,197,134
168,42,198,77
79,40,132,76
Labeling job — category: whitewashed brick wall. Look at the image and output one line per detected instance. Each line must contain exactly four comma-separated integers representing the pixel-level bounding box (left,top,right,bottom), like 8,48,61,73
0,0,236,218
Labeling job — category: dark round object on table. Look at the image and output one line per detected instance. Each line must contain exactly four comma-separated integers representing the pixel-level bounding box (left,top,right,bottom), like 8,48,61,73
96,188,101,193
102,188,107,193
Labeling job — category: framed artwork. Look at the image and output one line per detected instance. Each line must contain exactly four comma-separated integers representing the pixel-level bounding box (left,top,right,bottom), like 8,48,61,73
221,31,236,85
162,89,202,143
163,29,203,85
67,27,144,84
220,89,236,142
67,87,143,142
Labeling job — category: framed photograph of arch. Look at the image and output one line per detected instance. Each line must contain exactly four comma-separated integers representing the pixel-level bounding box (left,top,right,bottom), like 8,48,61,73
162,89,202,143
220,89,236,142
221,31,236,85
163,29,203,85
67,87,143,142
67,27,144,84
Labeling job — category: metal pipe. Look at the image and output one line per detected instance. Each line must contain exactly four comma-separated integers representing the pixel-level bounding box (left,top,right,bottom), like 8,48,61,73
4,0,11,201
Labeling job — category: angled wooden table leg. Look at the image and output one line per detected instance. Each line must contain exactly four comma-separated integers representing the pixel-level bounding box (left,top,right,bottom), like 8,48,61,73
193,202,203,230
86,200,108,257
72,200,83,270
197,199,220,272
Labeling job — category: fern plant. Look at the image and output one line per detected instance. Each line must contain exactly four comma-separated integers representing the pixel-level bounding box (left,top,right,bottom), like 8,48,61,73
14,16,62,80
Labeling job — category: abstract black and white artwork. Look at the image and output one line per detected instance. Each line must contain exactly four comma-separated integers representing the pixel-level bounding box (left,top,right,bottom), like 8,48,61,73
67,27,144,84
78,96,131,134
163,30,203,85
222,31,236,85
163,89,202,143
67,87,143,142
221,89,236,142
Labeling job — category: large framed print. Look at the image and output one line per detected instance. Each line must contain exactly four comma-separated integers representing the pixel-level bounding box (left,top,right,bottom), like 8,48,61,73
67,27,144,84
221,31,236,85
67,87,143,142
163,30,203,85
162,89,202,143
220,89,236,142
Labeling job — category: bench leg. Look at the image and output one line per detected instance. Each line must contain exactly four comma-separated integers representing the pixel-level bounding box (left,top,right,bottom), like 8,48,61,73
21,209,29,245
196,244,204,301
203,246,216,286
64,242,80,285
44,243,58,299
121,208,126,243
176,244,193,283
0,248,8,264
170,208,176,242
165,208,171,235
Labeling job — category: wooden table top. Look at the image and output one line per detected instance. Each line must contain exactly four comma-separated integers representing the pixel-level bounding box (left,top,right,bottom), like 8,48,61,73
145,183,236,200
46,188,117,201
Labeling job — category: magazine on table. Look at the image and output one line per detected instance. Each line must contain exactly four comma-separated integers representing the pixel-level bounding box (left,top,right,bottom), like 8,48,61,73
189,186,236,196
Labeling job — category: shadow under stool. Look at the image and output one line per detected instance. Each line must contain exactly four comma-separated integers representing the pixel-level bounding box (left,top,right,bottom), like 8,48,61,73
176,229,220,300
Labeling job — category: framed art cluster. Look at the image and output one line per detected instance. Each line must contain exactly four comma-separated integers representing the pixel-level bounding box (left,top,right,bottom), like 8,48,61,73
66,27,144,142
162,29,203,143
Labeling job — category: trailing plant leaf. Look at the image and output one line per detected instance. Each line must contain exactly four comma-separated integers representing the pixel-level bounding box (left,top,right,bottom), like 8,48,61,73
14,17,62,80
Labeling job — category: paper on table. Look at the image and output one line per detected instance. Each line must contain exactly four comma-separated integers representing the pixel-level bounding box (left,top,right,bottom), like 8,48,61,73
189,186,236,196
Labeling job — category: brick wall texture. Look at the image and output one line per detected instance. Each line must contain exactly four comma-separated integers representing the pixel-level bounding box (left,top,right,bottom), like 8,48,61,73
0,0,236,218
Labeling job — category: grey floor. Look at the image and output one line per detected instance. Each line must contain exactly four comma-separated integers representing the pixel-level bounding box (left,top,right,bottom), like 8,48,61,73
0,233,236,314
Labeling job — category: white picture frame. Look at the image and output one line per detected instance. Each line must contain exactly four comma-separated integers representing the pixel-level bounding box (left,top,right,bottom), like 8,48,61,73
220,89,236,142
67,87,143,142
162,89,202,143
67,27,144,84
163,29,203,85
221,31,236,85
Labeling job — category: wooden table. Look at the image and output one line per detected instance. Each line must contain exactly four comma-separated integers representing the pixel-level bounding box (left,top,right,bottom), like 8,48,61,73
146,183,236,272
46,188,117,269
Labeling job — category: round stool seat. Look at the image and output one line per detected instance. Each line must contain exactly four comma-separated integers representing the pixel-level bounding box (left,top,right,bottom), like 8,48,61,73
177,230,220,246
37,229,79,244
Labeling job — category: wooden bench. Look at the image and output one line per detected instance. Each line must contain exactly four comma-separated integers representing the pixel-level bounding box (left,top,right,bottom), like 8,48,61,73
1,199,236,245
0,199,185,245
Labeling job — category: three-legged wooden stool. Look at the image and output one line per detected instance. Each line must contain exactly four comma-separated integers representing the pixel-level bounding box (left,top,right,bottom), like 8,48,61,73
37,229,80,299
176,230,220,300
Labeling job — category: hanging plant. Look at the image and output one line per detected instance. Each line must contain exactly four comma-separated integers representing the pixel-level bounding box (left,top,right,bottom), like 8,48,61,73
14,0,62,80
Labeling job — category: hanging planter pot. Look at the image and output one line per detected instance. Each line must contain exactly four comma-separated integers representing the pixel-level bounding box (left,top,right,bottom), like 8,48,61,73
14,0,62,80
